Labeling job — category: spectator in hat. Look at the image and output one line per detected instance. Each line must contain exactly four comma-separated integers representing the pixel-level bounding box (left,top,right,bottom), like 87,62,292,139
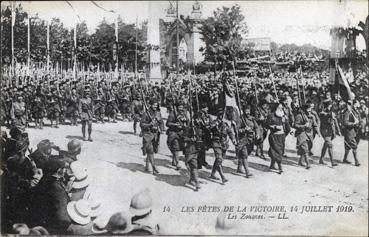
105,211,135,235
30,159,71,234
12,223,49,235
29,139,59,171
59,139,82,165
3,127,26,161
66,199,94,235
2,138,42,228
69,161,89,201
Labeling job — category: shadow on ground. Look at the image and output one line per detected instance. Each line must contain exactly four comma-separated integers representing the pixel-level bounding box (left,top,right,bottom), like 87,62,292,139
119,131,135,135
66,135,85,140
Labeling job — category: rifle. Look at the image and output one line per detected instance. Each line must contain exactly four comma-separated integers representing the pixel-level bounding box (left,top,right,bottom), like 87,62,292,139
138,75,161,131
268,64,278,100
168,75,178,119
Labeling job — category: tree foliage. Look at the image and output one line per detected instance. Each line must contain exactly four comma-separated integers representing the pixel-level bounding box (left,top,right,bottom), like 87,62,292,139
1,3,147,71
199,4,248,68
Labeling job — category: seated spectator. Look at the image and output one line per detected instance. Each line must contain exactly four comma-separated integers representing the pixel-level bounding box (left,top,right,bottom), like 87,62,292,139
12,223,49,235
29,159,71,234
29,139,59,171
59,139,81,165
2,138,42,231
69,161,90,201
66,199,94,235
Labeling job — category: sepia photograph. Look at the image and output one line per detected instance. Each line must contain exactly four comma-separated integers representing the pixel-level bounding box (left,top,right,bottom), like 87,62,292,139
0,0,368,235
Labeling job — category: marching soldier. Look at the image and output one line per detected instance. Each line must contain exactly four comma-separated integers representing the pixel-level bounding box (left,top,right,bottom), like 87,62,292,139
319,99,341,167
183,123,201,191
94,90,105,123
254,102,269,159
166,103,188,170
10,91,27,131
131,92,143,135
118,84,132,121
194,104,212,169
295,102,319,169
266,103,291,174
31,95,45,129
209,109,236,184
140,100,164,175
342,100,361,166
236,106,256,178
79,88,94,142
105,92,118,123
47,89,62,128
66,88,79,126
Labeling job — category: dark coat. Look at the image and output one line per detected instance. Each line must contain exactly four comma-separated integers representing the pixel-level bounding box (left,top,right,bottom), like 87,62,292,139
30,175,72,234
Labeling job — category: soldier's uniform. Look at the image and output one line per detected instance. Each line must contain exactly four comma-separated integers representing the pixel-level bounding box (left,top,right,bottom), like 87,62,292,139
194,107,212,169
94,90,105,123
31,96,46,129
118,86,132,121
266,103,291,174
131,93,143,135
66,89,79,126
166,104,188,170
183,125,201,191
140,101,164,175
105,92,118,123
79,89,94,141
47,89,62,128
342,102,361,166
294,104,319,169
10,93,27,131
254,103,269,159
236,107,257,178
319,100,341,167
209,110,236,184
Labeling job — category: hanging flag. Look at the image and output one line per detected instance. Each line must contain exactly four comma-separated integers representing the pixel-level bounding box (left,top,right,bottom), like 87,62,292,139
337,64,354,101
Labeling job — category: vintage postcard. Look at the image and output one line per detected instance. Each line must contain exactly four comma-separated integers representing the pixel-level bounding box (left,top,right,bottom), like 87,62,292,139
1,0,368,235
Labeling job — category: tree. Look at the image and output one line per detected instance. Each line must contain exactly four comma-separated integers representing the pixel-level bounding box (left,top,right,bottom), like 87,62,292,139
199,4,248,71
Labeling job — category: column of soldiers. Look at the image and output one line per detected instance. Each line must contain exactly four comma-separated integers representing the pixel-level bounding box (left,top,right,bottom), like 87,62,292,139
137,73,367,192
1,71,367,193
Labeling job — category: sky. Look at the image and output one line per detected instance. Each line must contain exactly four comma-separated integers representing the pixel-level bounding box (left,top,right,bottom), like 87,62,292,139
2,0,368,50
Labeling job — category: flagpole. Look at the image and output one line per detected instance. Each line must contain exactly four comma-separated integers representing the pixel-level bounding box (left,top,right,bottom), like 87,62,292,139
73,22,77,81
11,1,15,80
27,16,30,76
176,0,179,78
135,17,138,79
115,15,119,79
47,20,50,74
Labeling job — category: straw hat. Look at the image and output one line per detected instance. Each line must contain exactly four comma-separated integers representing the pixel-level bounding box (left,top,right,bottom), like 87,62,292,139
67,199,91,225
83,191,103,218
12,223,30,235
129,189,152,216
105,212,134,234
91,212,111,234
70,161,89,189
